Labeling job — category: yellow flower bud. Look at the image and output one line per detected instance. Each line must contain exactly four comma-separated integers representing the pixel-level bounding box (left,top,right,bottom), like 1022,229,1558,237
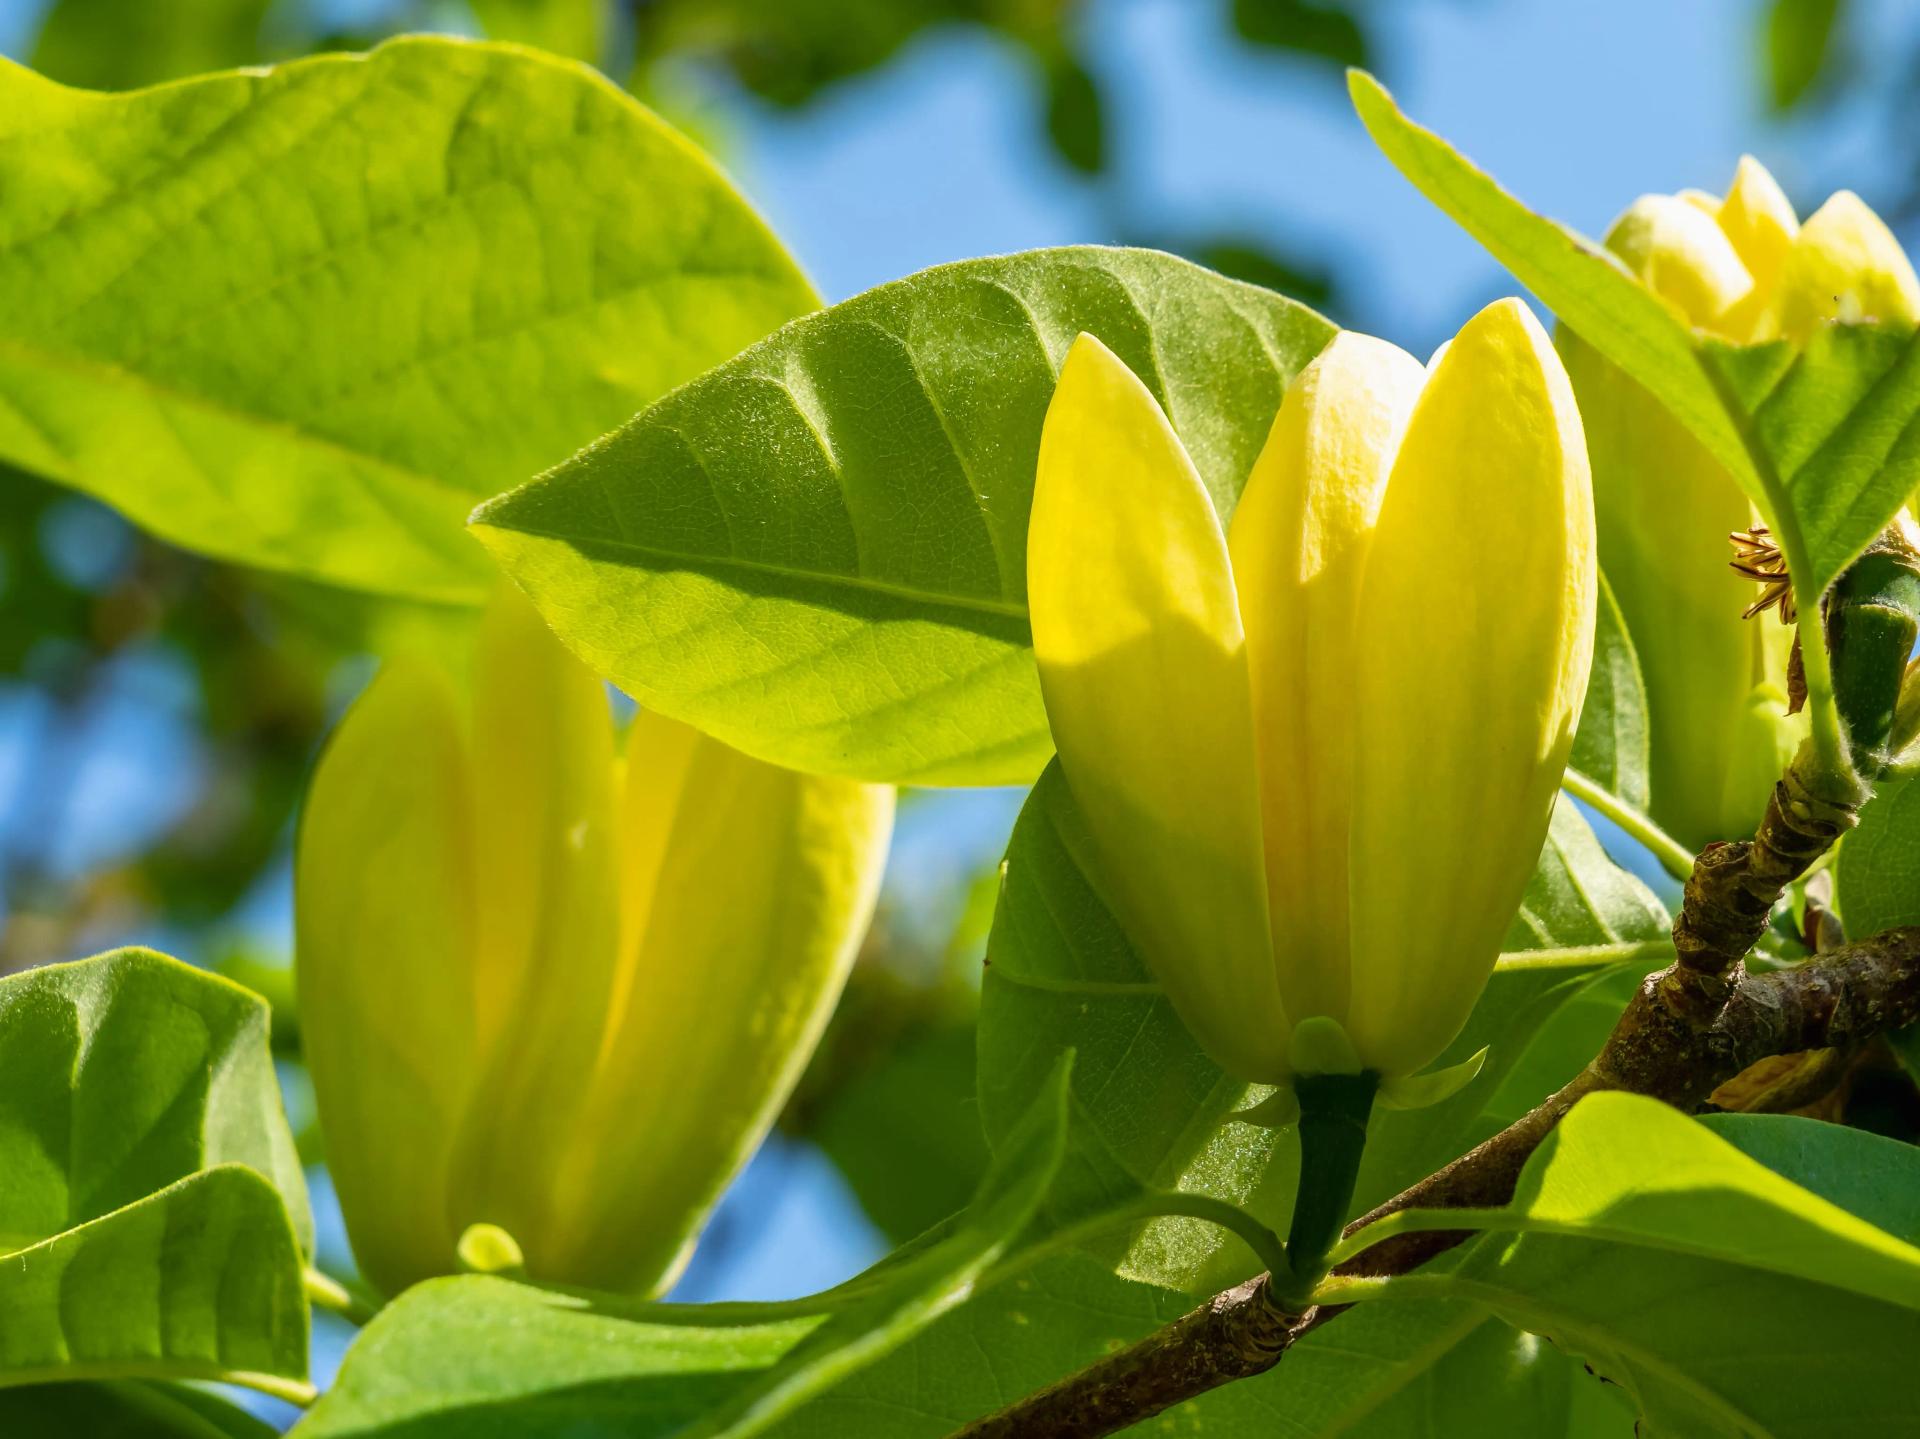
1555,156,1920,844
296,587,893,1297
1028,298,1594,1086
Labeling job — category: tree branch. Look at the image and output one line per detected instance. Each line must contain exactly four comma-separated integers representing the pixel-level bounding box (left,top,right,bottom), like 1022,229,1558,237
954,922,1920,1435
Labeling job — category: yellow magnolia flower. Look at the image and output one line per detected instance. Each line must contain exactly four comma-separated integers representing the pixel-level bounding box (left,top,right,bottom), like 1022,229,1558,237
296,588,893,1297
1561,158,1919,845
1028,299,1594,1086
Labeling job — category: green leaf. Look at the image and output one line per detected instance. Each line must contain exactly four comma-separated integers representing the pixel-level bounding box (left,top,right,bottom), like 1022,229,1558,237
0,37,812,600
978,762,1669,1293
810,1022,989,1245
469,0,609,63
1349,1096,1920,1436
1836,767,1920,934
0,947,310,1254
1356,1092,1920,1303
760,1250,1630,1437
1568,567,1651,811
1765,0,1844,110
1699,1111,1920,1242
1699,325,1920,596
473,246,1335,785
0,1166,308,1396
1449,1234,1920,1437
31,0,270,91
297,1057,1074,1439
0,1379,279,1437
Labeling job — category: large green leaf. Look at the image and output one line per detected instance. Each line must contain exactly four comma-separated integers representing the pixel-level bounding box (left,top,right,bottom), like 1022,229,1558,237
1568,567,1651,811
0,949,313,1397
1836,768,1920,934
0,947,310,1253
1351,70,1920,601
0,1379,278,1437
1349,1096,1920,1437
0,37,812,600
473,246,1335,785
761,1249,1631,1437
0,1166,307,1396
1699,326,1920,596
296,1056,1073,1438
31,0,269,90
978,762,1669,1293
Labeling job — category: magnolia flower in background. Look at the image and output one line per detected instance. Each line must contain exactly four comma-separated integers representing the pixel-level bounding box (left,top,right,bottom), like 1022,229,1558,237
296,588,894,1297
1028,299,1594,1090
1561,157,1920,847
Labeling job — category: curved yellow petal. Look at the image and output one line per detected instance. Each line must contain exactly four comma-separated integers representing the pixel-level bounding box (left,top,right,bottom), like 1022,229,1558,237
1229,332,1425,1027
444,585,622,1264
1770,191,1920,342
542,724,894,1292
1559,317,1797,844
1030,332,1287,1083
1605,193,1755,331
1346,299,1595,1078
1718,158,1799,295
295,658,477,1296
464,584,621,1055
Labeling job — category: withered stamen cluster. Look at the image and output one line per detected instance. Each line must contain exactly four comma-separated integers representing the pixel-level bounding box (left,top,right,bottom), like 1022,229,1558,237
1729,525,1796,624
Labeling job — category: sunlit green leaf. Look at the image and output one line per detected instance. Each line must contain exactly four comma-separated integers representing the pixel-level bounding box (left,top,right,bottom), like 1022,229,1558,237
297,1057,1074,1438
0,949,312,1395
0,947,310,1254
0,37,811,599
0,1166,307,1395
1352,1096,1920,1436
473,246,1335,785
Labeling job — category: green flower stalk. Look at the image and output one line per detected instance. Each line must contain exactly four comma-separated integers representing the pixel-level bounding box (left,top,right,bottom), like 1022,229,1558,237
1560,158,1920,846
1026,299,1595,1093
296,587,894,1297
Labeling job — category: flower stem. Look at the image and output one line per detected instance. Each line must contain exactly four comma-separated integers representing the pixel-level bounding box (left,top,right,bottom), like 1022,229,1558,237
1276,1071,1378,1310
1560,768,1694,880
304,1265,380,1326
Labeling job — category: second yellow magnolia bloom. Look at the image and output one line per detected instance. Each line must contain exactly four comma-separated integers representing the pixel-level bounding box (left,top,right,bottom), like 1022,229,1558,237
1029,299,1594,1085
1564,158,1919,845
297,589,893,1297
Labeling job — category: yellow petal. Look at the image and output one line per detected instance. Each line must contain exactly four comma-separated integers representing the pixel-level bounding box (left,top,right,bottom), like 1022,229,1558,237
1770,190,1920,342
444,585,623,1265
1229,332,1425,1027
1560,310,1797,845
542,723,893,1292
1029,332,1288,1083
295,658,477,1296
1605,193,1755,331
464,583,621,1056
1717,158,1800,297
1346,299,1595,1078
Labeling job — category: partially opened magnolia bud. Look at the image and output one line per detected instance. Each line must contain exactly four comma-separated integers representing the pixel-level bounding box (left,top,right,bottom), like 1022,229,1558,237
296,587,893,1297
1550,156,1920,844
1028,298,1594,1088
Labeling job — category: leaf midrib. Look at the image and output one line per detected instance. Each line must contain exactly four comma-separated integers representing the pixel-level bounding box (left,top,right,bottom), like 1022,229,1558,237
477,517,1033,625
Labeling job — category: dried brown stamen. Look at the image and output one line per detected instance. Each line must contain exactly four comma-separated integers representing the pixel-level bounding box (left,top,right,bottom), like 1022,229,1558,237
1730,524,1796,624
